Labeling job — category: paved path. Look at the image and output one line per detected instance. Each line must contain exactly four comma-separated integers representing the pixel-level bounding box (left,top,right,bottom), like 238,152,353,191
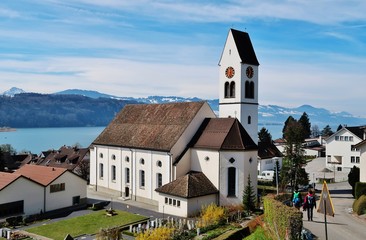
302,158,366,240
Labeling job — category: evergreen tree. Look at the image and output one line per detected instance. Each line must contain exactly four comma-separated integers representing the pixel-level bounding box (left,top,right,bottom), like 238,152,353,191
282,116,296,138
348,166,360,197
321,125,334,137
243,174,256,214
281,120,308,190
258,127,272,143
337,124,343,131
272,159,281,187
299,112,311,139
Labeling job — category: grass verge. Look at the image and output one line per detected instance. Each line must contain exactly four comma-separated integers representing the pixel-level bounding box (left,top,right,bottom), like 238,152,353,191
26,210,148,240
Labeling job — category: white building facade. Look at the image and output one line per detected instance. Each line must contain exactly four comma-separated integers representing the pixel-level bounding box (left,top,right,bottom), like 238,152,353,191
325,126,365,173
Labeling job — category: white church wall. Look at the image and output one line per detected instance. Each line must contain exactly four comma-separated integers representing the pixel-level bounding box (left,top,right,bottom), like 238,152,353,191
174,149,192,179
190,149,220,188
219,150,257,206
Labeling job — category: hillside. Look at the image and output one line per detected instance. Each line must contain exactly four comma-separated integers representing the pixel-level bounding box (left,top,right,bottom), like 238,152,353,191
0,93,137,128
1,88,366,130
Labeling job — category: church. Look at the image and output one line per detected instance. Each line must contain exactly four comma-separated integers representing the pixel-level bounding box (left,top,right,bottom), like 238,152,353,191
90,29,267,217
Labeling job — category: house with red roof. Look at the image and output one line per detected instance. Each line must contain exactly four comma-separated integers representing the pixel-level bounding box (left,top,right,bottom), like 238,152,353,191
0,165,86,218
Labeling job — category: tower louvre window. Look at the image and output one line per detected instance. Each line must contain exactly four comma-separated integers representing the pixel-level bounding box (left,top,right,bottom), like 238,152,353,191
230,81,235,98
224,82,230,98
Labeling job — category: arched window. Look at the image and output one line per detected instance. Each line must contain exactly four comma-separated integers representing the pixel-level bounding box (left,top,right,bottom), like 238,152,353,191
248,116,251,124
250,81,255,99
230,81,235,98
140,170,145,187
224,82,230,98
157,173,162,188
140,158,145,165
125,168,130,183
157,161,162,167
245,81,250,98
111,154,116,160
111,165,116,181
228,167,236,197
99,163,104,178
99,153,103,158
125,156,130,162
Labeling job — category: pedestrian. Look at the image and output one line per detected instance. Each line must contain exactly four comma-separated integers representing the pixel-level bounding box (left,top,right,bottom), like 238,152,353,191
303,189,316,221
292,186,302,210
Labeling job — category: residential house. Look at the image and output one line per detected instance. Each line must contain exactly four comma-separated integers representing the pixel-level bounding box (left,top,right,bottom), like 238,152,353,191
0,165,86,218
257,142,283,175
354,139,366,182
23,146,90,181
90,29,263,217
325,126,366,173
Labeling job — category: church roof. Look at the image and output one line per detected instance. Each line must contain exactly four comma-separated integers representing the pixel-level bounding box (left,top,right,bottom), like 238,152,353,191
231,28,259,66
92,101,207,151
155,171,218,198
192,118,258,151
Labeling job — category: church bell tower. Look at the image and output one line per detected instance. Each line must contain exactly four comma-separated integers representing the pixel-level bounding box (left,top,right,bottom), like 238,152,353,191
218,29,259,143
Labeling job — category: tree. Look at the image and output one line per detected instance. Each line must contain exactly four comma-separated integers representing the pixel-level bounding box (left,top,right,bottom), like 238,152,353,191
0,148,4,171
74,160,90,182
348,166,360,197
282,116,296,138
258,127,272,143
299,112,311,139
243,174,256,214
281,120,308,190
311,125,320,138
272,159,281,187
337,124,343,131
321,125,334,137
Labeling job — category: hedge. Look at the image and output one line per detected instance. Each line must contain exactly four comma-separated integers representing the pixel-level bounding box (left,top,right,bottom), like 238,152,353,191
355,182,366,199
263,195,303,240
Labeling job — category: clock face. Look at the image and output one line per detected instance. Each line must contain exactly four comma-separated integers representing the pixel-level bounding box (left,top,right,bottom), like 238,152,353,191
225,66,235,79
246,66,254,78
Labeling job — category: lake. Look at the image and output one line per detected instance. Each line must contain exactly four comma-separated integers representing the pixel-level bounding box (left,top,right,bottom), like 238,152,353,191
0,127,105,154
0,125,283,154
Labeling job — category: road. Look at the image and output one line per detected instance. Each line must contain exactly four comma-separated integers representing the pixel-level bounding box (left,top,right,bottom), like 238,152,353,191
303,181,366,239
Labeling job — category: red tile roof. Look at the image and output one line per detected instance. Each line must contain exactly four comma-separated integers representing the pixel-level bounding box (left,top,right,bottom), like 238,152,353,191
0,172,22,191
16,165,67,186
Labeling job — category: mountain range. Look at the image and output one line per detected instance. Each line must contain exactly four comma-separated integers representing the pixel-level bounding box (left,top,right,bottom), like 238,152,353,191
2,87,366,133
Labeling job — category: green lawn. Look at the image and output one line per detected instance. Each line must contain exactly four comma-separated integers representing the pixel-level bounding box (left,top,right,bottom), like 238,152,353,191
26,210,148,240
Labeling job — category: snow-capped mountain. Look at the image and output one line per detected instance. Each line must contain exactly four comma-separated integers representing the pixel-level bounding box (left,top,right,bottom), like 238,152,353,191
3,87,25,97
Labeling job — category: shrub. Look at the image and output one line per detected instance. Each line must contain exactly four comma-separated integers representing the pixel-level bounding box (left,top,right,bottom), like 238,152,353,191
353,195,366,215
197,203,226,228
136,226,175,240
355,182,366,199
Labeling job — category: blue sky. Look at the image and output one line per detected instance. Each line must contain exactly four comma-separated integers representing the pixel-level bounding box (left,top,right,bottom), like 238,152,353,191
1,1,366,117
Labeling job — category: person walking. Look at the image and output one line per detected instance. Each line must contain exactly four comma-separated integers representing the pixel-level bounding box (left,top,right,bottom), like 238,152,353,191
303,189,316,221
292,187,302,210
